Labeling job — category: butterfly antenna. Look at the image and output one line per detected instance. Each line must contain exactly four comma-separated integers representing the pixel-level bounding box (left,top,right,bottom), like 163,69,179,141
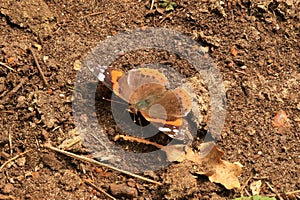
138,115,143,136
132,111,137,123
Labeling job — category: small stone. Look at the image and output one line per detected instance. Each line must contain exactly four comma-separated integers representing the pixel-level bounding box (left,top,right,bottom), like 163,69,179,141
43,55,49,62
33,43,42,51
73,60,82,71
15,157,26,167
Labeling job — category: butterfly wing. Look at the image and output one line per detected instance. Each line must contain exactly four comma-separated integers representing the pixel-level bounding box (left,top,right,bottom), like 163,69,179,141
140,87,192,119
140,87,193,139
115,68,169,103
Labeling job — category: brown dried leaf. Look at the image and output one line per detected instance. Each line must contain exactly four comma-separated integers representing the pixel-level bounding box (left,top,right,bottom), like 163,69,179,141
231,45,238,56
163,144,186,162
250,180,262,196
164,142,242,189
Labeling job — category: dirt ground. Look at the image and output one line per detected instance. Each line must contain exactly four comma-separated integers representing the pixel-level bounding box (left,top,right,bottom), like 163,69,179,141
0,0,299,199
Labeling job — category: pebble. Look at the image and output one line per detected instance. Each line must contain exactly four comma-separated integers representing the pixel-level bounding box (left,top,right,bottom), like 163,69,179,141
273,110,288,127
73,59,82,71
15,157,26,167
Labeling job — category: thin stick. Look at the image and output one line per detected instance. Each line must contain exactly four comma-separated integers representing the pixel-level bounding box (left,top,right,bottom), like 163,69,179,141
84,179,116,200
0,193,16,200
265,181,284,200
0,77,28,104
44,144,162,185
8,131,12,155
29,48,49,87
239,174,253,197
286,190,300,195
114,134,164,149
0,150,33,172
0,62,15,71
150,0,155,10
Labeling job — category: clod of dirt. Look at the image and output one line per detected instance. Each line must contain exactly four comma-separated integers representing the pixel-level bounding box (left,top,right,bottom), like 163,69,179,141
59,170,81,191
162,161,198,199
2,183,14,194
109,183,138,198
42,152,64,171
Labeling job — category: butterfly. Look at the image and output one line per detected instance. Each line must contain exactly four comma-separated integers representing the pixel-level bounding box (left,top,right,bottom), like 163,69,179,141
93,65,193,140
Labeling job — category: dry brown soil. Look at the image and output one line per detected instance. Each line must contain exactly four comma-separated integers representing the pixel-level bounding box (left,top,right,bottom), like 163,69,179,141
0,0,299,199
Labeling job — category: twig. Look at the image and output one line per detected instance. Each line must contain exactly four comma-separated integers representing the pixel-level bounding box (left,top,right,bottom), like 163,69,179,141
265,181,284,200
150,0,155,10
114,134,164,149
239,174,253,197
159,12,173,24
0,193,15,200
44,144,162,185
286,190,300,195
29,48,49,87
0,150,33,172
84,179,116,200
0,77,28,104
0,62,15,71
8,130,12,155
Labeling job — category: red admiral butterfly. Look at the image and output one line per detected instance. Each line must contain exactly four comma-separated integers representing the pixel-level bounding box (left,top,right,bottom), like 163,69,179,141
95,65,193,140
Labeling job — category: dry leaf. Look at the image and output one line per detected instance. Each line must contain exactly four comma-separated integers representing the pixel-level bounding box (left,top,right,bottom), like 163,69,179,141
250,180,262,196
163,144,186,162
231,45,238,56
7,57,15,64
164,142,242,189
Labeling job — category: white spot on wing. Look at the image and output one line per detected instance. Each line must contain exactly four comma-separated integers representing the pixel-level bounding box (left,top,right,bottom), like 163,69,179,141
98,73,105,81
159,127,172,132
